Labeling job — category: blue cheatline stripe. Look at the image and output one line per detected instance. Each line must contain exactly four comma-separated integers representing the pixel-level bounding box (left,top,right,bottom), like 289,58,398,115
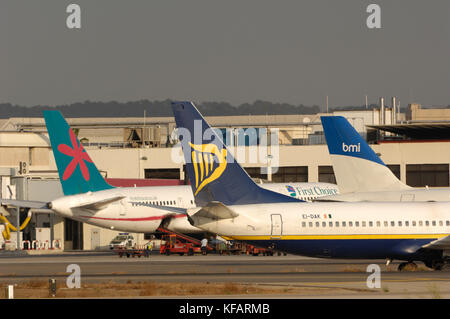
235,237,442,259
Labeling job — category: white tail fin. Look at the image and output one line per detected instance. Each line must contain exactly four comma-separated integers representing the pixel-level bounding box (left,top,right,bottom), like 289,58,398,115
321,116,411,193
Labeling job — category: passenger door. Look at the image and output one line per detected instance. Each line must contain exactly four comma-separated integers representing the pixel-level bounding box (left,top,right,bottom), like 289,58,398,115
270,214,283,239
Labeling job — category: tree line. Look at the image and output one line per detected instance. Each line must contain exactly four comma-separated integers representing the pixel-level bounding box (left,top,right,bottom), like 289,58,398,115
0,99,399,118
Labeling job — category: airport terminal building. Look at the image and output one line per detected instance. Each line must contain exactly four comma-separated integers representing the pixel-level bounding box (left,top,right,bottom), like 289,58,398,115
1,102,450,251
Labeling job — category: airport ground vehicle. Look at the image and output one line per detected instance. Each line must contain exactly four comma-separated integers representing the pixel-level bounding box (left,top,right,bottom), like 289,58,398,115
114,246,150,258
213,240,244,255
160,234,203,256
210,240,279,256
246,244,274,256
157,227,209,255
109,233,135,249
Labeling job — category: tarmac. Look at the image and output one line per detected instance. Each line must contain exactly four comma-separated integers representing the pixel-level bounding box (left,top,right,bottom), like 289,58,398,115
0,250,449,298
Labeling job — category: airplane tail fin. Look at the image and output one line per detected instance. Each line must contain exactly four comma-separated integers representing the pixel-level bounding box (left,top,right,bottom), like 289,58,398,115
320,116,410,193
43,110,115,196
171,101,300,206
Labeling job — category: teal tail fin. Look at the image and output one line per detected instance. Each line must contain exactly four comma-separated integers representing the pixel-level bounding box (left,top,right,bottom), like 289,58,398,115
43,110,115,195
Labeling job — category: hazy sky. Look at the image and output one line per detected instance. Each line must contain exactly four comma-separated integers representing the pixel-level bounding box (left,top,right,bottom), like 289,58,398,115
1,1,450,109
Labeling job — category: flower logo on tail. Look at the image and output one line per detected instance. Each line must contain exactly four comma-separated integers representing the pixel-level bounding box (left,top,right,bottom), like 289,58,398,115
58,129,93,181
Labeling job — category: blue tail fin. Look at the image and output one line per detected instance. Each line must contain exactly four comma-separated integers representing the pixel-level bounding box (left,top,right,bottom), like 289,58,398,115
171,101,301,206
43,110,115,196
320,116,385,165
320,116,409,192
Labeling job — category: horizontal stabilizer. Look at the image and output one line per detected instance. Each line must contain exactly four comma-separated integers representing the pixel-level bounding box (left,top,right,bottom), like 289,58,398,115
422,235,450,250
131,202,189,216
192,201,239,220
74,196,126,211
1,199,50,209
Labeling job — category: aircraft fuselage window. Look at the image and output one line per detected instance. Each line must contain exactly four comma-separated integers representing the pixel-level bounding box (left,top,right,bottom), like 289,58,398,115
342,221,346,227
355,222,359,227
322,222,326,227
398,221,402,227
432,221,436,227
405,221,409,227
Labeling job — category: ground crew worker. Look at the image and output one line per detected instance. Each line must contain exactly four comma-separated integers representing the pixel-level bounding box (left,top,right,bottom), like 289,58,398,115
201,237,208,255
145,240,152,257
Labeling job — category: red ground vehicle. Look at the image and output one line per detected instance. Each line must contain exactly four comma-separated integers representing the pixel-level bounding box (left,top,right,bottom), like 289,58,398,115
246,244,274,256
157,227,213,256
159,234,202,256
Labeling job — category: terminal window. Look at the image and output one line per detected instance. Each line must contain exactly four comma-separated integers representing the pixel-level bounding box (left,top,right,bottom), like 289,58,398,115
406,164,449,187
244,167,268,180
318,166,336,184
145,168,180,179
271,166,308,182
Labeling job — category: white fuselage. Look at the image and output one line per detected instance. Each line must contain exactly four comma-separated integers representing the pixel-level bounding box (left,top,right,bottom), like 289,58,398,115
319,188,450,202
50,186,197,233
325,154,450,202
189,201,450,260
50,182,339,234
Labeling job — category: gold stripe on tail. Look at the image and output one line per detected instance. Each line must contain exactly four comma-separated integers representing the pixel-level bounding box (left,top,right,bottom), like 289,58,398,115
191,150,199,187
190,143,227,196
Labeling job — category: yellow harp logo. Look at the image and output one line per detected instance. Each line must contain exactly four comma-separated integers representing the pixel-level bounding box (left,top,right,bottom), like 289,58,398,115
190,142,227,195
